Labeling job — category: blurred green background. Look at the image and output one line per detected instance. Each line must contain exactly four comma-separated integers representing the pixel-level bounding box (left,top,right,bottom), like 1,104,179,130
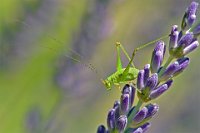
0,0,200,133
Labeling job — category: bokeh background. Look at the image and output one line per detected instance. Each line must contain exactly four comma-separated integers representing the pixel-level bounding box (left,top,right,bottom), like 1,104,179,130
0,0,200,133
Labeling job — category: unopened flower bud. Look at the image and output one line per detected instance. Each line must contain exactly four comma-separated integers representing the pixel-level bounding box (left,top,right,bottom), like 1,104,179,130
145,73,158,91
137,70,145,90
159,61,179,81
140,122,151,132
173,57,190,77
132,128,143,133
132,107,148,124
151,41,165,73
169,29,179,50
97,125,106,133
150,84,168,99
181,1,199,30
116,115,127,133
145,104,159,119
178,32,194,48
144,64,150,84
183,40,199,55
107,109,116,130
120,94,130,114
122,84,135,106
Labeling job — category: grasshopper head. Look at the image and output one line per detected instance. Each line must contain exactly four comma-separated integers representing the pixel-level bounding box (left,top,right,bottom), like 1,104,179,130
101,79,111,90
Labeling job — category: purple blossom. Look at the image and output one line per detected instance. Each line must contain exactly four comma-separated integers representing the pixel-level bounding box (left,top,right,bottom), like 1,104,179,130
144,64,150,84
173,57,190,77
132,107,148,124
145,104,159,119
97,125,106,133
145,73,158,91
120,94,130,115
181,1,199,30
183,40,199,55
116,115,128,132
137,70,145,90
169,25,179,51
151,41,166,73
107,109,116,130
159,61,179,81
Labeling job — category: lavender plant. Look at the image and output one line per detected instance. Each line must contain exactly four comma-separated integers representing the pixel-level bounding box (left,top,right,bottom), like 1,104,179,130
97,2,200,133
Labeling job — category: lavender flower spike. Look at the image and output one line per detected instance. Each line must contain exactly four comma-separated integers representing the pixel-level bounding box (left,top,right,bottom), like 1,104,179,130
151,41,166,73
97,125,106,133
116,115,127,133
137,70,145,90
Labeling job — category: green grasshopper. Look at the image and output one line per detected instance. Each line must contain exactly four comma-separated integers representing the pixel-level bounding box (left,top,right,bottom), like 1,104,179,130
101,35,168,90
18,19,169,90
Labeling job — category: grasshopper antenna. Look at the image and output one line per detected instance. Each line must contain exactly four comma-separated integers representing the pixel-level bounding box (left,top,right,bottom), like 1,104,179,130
14,19,103,80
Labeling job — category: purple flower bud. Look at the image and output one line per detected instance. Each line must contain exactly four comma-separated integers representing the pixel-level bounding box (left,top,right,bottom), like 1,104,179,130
151,41,165,73
178,32,194,48
169,25,179,50
145,104,159,119
183,40,199,55
130,85,136,106
132,128,143,133
165,79,173,88
120,94,130,114
113,100,120,121
149,84,168,99
171,25,178,33
188,14,196,26
137,70,145,90
122,84,131,94
187,2,199,26
151,51,163,73
159,61,179,81
140,122,151,132
145,73,158,91
97,125,106,133
107,109,116,130
173,57,190,77
144,64,150,84
132,107,148,124
116,115,127,132
113,100,120,109
181,2,199,30
122,84,135,106
188,2,199,15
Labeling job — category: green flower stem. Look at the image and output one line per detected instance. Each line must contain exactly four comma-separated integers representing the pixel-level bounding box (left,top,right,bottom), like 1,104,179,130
158,55,174,77
111,129,118,133
125,99,143,131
